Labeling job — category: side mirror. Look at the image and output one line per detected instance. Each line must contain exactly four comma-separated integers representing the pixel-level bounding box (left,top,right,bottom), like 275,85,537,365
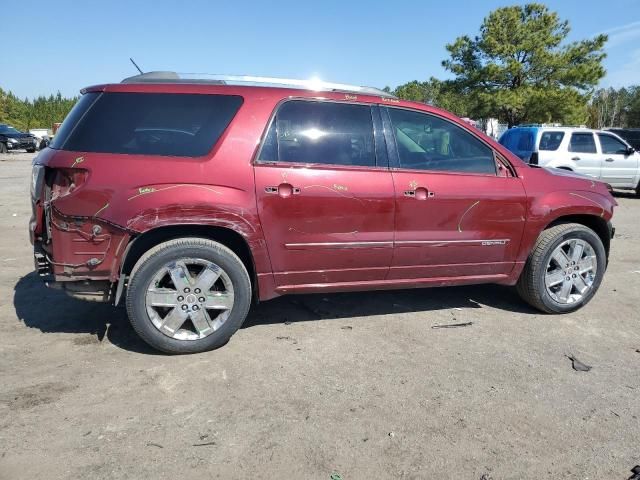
626,146,635,156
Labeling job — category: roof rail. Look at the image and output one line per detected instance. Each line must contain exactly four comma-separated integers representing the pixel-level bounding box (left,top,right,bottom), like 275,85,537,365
121,71,396,98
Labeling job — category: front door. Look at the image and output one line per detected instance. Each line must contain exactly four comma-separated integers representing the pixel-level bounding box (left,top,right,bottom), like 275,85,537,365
382,107,527,280
254,99,395,287
596,132,640,188
567,132,602,179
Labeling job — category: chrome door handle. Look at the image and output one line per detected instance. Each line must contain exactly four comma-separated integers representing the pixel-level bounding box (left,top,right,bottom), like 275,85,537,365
404,187,434,200
605,158,615,162
571,157,581,161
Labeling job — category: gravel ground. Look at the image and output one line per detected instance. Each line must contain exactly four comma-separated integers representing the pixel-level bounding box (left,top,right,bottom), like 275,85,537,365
1,151,639,480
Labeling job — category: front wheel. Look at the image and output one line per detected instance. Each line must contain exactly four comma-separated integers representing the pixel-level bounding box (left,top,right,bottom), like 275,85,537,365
517,223,606,313
0,143,7,154
126,238,251,354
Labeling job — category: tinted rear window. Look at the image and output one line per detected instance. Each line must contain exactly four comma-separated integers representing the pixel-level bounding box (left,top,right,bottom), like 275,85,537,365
51,92,243,157
569,133,596,153
258,100,376,167
539,131,564,151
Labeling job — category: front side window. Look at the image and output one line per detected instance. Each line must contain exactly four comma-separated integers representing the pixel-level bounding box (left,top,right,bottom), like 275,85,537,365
258,100,376,167
539,131,564,151
387,108,496,174
569,133,596,154
51,93,243,157
598,134,628,155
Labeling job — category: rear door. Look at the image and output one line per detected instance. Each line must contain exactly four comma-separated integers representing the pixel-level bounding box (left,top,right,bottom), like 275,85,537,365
254,100,395,287
382,107,527,280
567,132,601,178
596,132,639,187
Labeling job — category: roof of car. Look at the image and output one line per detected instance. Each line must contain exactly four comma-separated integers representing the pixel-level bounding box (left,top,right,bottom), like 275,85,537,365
118,71,397,99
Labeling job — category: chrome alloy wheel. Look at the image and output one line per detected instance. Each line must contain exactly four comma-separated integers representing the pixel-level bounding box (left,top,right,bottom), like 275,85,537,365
145,258,235,340
544,239,597,305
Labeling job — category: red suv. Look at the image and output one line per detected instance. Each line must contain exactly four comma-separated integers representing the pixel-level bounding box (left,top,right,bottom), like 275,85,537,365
30,72,616,354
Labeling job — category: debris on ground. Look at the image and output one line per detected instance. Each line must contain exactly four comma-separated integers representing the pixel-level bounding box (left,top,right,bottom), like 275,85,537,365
341,326,352,330
146,442,163,448
566,355,592,372
330,474,343,480
192,441,216,447
431,322,473,329
388,431,395,438
479,474,494,480
628,465,640,480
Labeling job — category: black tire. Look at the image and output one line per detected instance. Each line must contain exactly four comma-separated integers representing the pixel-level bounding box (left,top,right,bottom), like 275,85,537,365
516,223,606,313
126,237,251,354
26,147,36,153
0,143,7,154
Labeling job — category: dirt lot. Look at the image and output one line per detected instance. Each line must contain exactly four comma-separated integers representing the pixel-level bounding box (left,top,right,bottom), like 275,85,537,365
0,151,639,480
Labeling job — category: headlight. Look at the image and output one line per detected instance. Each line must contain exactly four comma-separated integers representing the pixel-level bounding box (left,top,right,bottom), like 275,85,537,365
31,165,45,199
7,138,18,144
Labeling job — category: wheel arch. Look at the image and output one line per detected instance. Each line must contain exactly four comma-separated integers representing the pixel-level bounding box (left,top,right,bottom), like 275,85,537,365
545,214,611,259
119,224,258,301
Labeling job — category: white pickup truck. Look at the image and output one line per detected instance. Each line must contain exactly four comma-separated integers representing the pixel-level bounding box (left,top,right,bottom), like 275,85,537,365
499,126,640,194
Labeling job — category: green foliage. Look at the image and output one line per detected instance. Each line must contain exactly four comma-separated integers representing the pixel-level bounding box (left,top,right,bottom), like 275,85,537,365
392,78,471,117
440,3,607,126
0,87,77,132
587,86,640,128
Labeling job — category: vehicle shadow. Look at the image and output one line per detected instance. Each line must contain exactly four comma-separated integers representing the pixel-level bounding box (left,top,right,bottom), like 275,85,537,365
612,190,638,199
14,271,538,353
13,272,159,355
243,282,538,327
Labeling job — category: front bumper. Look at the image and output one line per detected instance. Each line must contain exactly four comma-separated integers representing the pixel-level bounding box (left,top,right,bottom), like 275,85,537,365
6,140,37,150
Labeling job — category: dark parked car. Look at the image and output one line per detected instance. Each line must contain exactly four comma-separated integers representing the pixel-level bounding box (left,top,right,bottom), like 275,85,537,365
0,124,37,153
31,72,616,354
606,128,640,151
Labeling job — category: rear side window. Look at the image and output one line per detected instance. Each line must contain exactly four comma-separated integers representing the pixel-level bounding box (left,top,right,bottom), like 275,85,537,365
569,133,596,153
258,100,376,167
387,108,496,174
516,131,534,151
539,131,564,151
51,92,243,157
598,134,628,154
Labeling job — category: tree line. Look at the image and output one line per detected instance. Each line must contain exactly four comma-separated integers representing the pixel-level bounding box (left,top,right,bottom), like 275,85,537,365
0,87,77,132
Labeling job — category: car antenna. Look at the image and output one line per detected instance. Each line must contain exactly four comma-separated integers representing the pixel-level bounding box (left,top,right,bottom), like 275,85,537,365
129,57,144,74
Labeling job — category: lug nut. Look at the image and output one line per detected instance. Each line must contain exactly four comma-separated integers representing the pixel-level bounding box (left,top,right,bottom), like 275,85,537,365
184,287,191,293
192,305,199,311
177,296,184,301
566,277,571,281
194,288,201,294
199,297,205,303
572,274,577,278
181,305,188,310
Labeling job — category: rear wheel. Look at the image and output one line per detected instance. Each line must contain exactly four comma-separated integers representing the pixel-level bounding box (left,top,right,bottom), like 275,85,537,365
517,223,606,313
126,238,251,354
0,143,7,154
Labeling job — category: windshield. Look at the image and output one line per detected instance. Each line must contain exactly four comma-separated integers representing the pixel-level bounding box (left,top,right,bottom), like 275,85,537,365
0,125,21,134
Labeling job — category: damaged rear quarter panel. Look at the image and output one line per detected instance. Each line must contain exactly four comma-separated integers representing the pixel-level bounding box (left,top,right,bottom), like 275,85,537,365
37,90,280,283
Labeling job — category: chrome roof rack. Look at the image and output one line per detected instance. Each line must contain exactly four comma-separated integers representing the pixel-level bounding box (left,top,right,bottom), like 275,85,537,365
121,71,396,98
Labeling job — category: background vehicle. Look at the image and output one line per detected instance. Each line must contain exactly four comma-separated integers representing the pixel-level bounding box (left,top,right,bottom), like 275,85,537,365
606,128,640,151
499,126,640,192
0,124,37,153
30,73,616,354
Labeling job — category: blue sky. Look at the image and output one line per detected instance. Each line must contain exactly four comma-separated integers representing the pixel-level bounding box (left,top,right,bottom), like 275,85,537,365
3,0,640,99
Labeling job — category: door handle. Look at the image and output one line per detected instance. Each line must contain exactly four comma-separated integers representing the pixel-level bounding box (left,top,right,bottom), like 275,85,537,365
265,183,300,198
605,157,615,162
571,157,581,161
404,186,434,200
